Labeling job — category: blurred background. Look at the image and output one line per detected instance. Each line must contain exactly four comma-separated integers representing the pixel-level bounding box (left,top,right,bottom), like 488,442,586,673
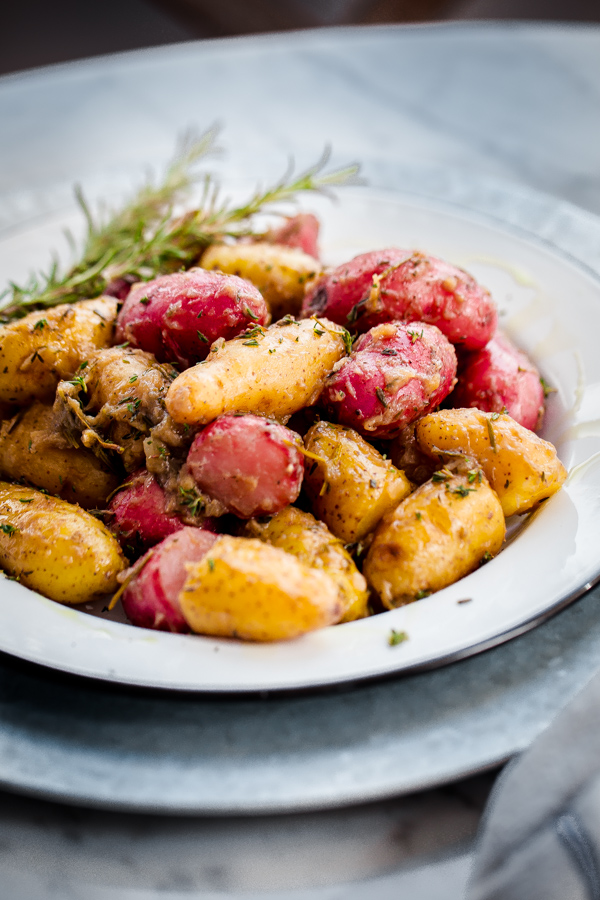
2,0,600,77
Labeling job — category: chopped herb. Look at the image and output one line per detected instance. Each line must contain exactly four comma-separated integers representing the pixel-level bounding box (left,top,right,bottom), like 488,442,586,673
375,387,388,408
479,551,493,567
319,480,330,496
342,328,353,355
432,469,451,483
244,305,259,321
178,486,205,516
313,321,325,336
415,512,422,521
277,315,295,326
27,440,32,451
451,484,475,497
407,329,423,343
243,339,259,346
467,469,479,483
69,375,87,391
139,296,150,305
541,471,546,482
33,319,48,330
0,524,17,536
388,629,409,646
490,412,501,421
78,360,88,371
207,558,215,572
268,348,276,354
540,376,556,398
18,498,33,503
486,418,497,451
415,589,431,600
113,341,130,349
128,375,138,383
196,330,209,343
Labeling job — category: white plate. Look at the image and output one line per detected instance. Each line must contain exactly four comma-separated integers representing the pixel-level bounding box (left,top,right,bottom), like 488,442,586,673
1,184,600,693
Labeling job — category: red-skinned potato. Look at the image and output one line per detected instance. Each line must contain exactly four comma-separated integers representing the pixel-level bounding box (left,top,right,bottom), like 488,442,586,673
265,214,320,258
187,414,304,518
115,269,269,367
321,322,457,438
109,470,186,547
302,248,497,350
449,331,545,431
121,526,217,632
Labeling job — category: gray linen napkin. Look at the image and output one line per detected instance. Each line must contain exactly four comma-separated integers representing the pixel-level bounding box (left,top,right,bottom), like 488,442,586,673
468,669,600,899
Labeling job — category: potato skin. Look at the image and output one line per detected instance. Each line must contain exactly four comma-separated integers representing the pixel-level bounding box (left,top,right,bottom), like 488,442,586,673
363,463,505,608
303,421,412,543
0,402,119,509
0,482,126,603
245,506,369,623
115,269,269,367
179,535,344,641
265,214,320,259
166,317,348,426
201,242,321,320
450,331,545,431
416,408,567,517
0,297,118,405
321,322,457,438
187,414,304,518
302,248,497,350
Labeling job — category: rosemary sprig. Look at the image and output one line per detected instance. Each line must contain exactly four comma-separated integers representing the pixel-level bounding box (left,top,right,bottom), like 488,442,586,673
1,136,361,322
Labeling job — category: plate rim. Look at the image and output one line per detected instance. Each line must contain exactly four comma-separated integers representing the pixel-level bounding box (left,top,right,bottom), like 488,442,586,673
2,176,600,693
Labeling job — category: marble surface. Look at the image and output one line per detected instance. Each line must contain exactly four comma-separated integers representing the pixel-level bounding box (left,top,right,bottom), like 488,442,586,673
1,20,600,899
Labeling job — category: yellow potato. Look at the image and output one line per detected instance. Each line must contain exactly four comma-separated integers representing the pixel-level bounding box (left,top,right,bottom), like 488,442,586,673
179,535,344,641
363,461,505,608
55,347,178,473
0,297,118,405
416,408,567,517
245,506,369,622
0,483,126,603
303,421,412,543
0,402,118,509
201,242,322,320
166,317,348,426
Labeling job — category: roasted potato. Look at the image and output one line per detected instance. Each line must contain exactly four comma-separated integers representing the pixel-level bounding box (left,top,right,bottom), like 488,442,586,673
115,269,269,367
303,421,412,543
449,331,545,431
201,242,322,320
0,402,118,509
0,297,118,405
363,460,505,608
0,482,126,603
245,505,369,622
187,414,304,518
301,248,497,350
416,408,567,517
179,535,344,641
55,347,177,473
122,526,217,632
322,321,457,438
166,317,348,426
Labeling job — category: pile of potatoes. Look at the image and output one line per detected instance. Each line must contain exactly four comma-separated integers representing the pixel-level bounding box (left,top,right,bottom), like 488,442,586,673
0,215,566,641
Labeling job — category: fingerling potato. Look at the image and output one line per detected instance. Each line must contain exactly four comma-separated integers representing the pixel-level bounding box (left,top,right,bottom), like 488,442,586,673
166,317,348,426
0,483,126,603
363,461,505,608
179,535,344,641
303,421,412,543
201,242,322,320
0,402,119,509
416,408,567,517
245,505,369,622
0,297,118,405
